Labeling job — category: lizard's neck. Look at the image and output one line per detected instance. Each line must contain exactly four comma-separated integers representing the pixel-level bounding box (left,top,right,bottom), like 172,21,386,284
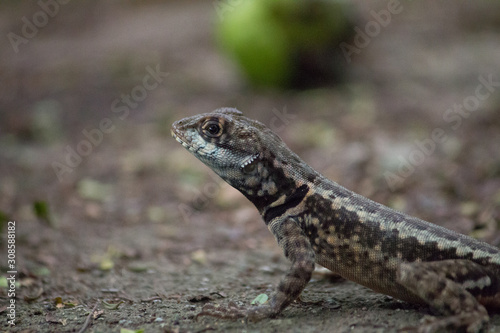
242,152,321,224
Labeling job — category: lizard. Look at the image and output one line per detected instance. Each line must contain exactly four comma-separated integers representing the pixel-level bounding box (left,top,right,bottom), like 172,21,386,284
171,107,500,332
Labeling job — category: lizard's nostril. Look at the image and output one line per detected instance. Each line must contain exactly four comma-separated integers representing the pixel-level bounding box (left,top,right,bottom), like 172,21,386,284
172,121,182,130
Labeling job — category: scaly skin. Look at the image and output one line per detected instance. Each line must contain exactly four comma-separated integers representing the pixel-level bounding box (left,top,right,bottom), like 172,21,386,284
171,108,500,332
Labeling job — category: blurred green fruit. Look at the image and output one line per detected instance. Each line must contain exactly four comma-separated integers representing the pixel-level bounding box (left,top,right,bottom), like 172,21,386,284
215,0,354,88
216,0,291,87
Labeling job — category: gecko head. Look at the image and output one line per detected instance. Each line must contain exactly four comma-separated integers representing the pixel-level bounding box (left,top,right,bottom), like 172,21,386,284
171,107,288,196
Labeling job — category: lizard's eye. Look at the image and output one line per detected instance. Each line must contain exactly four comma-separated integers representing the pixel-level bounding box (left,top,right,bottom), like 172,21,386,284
201,120,223,138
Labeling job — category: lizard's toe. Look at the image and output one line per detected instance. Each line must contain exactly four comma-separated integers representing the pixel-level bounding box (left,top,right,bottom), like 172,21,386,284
246,304,279,322
196,301,246,320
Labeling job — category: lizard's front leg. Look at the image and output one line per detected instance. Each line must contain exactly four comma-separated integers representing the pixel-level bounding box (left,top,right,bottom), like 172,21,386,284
197,218,315,321
397,260,494,333
246,217,316,321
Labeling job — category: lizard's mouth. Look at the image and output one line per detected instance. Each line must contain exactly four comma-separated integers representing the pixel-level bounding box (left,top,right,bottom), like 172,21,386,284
171,129,183,143
171,127,190,149
171,123,211,157
171,126,204,155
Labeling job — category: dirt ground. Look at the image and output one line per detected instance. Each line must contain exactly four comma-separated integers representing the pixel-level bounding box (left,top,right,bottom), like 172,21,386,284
1,1,500,332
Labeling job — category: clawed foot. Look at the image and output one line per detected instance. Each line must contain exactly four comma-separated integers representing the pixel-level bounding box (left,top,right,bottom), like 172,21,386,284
398,314,487,333
415,314,487,333
196,301,247,320
196,302,276,322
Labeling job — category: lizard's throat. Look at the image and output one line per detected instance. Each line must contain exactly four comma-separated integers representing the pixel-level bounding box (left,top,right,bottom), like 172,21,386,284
243,183,310,224
262,184,309,223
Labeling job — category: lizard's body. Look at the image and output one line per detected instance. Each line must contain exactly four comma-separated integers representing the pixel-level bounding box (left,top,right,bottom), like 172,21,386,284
171,108,500,332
